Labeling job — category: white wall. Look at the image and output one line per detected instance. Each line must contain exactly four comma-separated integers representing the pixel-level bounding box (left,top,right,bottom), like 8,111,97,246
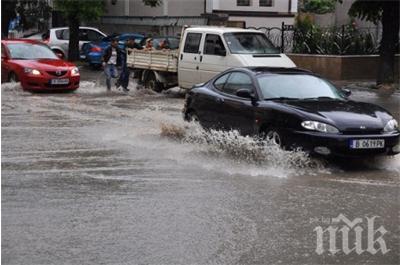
105,0,205,17
229,16,295,28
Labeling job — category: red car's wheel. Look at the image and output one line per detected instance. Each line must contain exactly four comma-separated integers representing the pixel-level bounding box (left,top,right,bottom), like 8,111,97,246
9,72,19,83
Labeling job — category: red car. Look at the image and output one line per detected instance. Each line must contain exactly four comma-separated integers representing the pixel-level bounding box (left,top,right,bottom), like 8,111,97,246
1,39,80,91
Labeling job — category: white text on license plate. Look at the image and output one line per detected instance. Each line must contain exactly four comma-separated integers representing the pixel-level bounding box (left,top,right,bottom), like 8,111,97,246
51,79,69,85
350,139,385,149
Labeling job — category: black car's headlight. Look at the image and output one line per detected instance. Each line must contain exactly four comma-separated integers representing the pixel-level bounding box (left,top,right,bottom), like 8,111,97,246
384,119,399,132
301,121,339,134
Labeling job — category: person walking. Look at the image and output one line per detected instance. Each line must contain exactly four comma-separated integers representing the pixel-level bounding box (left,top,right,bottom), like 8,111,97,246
116,38,139,92
102,39,123,91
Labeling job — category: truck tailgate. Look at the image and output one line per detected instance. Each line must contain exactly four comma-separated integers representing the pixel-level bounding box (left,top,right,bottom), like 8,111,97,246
127,50,178,72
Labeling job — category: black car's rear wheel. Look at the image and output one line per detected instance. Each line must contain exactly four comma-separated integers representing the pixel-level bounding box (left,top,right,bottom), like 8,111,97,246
187,111,199,122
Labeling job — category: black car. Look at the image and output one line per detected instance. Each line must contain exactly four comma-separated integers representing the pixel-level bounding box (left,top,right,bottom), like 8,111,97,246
183,67,400,157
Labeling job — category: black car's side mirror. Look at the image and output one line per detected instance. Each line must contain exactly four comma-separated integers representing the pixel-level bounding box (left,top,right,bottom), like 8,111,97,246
236,89,253,99
341,88,352,98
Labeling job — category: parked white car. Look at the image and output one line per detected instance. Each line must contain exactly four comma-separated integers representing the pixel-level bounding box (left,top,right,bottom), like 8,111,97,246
27,26,107,59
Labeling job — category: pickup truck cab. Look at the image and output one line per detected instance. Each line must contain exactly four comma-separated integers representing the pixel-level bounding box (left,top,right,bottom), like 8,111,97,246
127,26,296,91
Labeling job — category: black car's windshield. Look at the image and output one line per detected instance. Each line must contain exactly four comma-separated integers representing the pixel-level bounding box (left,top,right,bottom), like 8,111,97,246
7,43,58,60
224,33,279,54
257,74,344,100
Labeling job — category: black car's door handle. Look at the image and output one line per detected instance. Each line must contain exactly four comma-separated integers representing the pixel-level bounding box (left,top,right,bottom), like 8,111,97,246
216,98,224,104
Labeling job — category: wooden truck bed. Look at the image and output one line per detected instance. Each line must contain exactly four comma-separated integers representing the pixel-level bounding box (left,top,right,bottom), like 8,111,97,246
126,50,178,73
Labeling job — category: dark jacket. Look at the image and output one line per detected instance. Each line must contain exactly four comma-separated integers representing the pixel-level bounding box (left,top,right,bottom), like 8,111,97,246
103,45,125,66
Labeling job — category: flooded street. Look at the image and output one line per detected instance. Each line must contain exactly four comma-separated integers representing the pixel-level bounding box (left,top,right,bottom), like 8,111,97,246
2,69,399,265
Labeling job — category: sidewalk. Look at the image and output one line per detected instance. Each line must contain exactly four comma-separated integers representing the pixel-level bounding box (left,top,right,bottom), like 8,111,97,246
333,80,400,94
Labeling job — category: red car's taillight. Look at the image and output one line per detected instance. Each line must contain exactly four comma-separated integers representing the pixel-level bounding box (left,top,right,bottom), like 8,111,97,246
91,46,102,52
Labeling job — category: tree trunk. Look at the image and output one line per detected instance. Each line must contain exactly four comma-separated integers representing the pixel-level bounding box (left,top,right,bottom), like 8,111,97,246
67,15,80,61
377,1,399,85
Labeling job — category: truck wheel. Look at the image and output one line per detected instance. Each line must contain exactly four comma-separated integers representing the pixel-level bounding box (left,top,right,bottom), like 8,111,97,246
145,72,164,93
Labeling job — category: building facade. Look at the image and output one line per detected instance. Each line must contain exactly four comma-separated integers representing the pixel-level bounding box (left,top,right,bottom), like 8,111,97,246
98,0,298,35
100,0,207,35
206,0,298,28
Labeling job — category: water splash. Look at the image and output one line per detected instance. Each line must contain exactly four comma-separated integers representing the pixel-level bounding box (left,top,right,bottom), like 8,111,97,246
160,122,327,177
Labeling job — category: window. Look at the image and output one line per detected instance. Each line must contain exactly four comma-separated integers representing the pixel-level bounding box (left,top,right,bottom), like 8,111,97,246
183,33,202,53
259,0,273,7
79,29,89,41
6,43,58,60
223,72,254,95
213,73,230,90
56,29,69,40
204,34,226,55
257,74,343,100
224,32,279,54
237,0,251,6
87,30,104,41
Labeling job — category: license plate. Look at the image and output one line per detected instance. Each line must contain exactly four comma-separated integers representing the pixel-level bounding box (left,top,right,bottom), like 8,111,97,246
50,78,69,85
350,139,385,149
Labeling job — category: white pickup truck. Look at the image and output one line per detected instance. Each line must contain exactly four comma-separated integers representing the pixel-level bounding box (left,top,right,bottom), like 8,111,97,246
127,26,296,92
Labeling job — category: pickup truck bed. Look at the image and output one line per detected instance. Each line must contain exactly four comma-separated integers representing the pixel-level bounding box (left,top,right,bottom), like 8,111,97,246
127,50,178,73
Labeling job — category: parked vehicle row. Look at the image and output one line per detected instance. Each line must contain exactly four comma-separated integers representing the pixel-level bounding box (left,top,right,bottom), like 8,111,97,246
81,34,180,68
81,33,145,68
27,26,107,60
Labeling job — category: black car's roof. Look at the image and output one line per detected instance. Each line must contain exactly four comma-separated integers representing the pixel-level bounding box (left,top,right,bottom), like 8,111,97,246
234,67,312,75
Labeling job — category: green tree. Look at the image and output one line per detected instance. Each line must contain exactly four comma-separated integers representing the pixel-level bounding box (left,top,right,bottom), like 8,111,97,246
54,0,106,61
340,0,399,85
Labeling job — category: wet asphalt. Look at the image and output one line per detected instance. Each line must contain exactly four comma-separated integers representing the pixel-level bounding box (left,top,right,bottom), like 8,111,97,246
2,67,399,265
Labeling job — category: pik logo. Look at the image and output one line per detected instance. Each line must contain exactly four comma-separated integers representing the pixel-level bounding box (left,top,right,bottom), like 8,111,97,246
314,214,390,255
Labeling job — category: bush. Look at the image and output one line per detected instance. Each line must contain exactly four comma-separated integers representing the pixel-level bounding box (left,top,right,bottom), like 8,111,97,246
292,16,379,55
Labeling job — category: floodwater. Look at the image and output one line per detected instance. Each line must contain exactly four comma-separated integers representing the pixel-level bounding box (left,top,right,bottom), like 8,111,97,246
2,74,399,265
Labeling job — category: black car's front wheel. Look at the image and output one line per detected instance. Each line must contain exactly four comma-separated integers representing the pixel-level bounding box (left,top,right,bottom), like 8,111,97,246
263,128,285,149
